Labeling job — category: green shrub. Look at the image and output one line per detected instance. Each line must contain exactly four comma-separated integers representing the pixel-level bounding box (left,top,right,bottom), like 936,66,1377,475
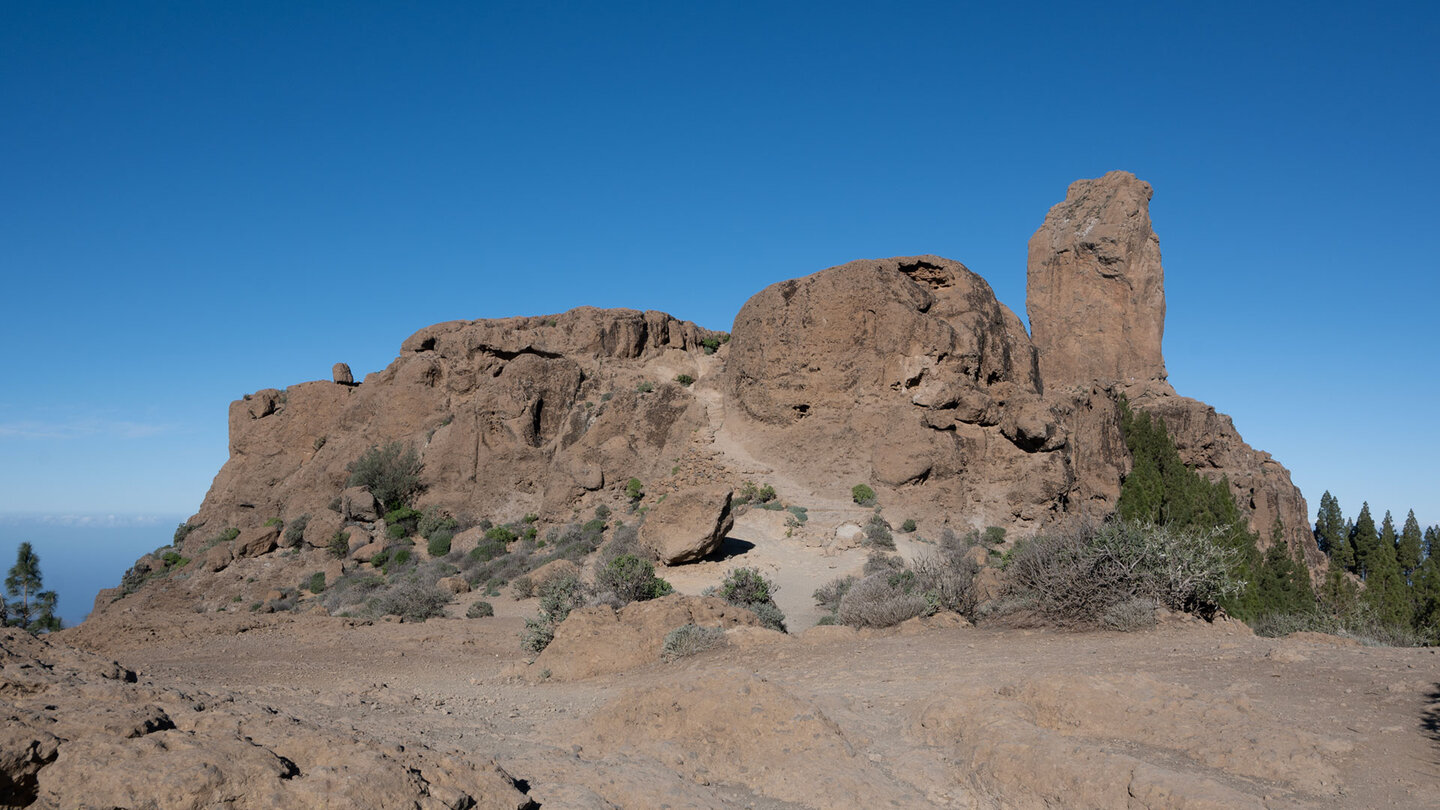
521,574,589,654
371,548,391,568
635,380,654,394
594,504,611,520
426,534,450,557
700,336,723,354
161,550,188,568
863,513,894,549
385,507,422,539
419,507,458,539
716,567,786,632
347,442,424,513
466,600,495,618
675,374,694,386
983,526,1007,546
625,478,645,502
661,624,726,661
901,519,917,533
485,525,518,545
328,531,351,559
264,517,284,528
785,505,808,524
284,514,310,546
863,551,904,575
851,484,877,507
218,527,241,543
304,571,326,594
173,523,196,545
596,554,674,604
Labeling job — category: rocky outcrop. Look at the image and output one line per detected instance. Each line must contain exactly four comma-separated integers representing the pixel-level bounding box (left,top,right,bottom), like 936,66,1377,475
96,172,1319,625
182,307,721,549
1028,170,1168,390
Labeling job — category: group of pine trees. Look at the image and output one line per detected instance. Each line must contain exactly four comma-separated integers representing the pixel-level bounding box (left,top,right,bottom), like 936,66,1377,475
1117,397,1437,644
1115,399,1314,622
1313,492,1439,641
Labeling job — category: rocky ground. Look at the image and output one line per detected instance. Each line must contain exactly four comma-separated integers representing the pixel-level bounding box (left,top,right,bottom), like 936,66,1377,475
11,569,1437,809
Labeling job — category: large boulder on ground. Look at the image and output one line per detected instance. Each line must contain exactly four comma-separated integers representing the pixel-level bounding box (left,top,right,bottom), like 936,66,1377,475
639,485,735,564
234,525,280,558
331,362,353,384
338,487,378,522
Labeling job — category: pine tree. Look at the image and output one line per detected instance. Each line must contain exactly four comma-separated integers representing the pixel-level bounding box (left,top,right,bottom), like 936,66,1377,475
5,543,61,633
1413,541,1440,643
1253,520,1316,615
1314,492,1354,572
1350,504,1380,580
1397,510,1423,579
1361,513,1411,628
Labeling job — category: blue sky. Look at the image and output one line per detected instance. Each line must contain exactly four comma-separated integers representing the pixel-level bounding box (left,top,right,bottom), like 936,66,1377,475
2,2,1437,610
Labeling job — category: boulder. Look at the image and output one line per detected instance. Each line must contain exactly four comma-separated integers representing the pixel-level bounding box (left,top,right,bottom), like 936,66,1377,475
234,525,279,558
639,486,735,565
833,522,864,550
332,362,353,384
302,512,344,550
339,486,378,522
436,576,470,595
526,558,580,589
202,543,234,573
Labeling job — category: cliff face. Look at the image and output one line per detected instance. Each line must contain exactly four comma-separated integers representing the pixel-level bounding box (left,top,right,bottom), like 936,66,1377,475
108,171,1317,617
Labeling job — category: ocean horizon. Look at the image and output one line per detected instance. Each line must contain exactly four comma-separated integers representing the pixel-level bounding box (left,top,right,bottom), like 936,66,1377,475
0,512,188,627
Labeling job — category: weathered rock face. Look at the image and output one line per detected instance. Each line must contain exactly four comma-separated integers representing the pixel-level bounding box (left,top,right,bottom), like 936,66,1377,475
1027,170,1168,390
724,256,1072,529
184,307,721,550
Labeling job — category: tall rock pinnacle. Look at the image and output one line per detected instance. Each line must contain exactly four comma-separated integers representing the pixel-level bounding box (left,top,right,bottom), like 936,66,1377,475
1026,171,1168,390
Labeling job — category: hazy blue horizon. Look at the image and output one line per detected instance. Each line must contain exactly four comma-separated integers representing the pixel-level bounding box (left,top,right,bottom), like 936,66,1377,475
0,513,187,627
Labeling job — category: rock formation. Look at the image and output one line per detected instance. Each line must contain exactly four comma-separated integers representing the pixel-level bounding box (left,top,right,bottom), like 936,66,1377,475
1027,170,1168,389
90,171,1320,626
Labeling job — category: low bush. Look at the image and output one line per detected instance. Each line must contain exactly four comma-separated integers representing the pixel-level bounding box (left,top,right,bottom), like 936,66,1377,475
385,507,422,539
813,575,856,614
851,484,877,507
596,554,674,604
1005,520,1242,626
427,533,452,557
675,374,694,386
625,478,645,502
264,516,284,528
419,507,458,540
303,571,326,594
174,523,196,545
900,519,917,533
284,514,310,547
521,574,589,654
838,573,930,628
863,513,894,549
863,551,904,576
715,567,786,632
1101,597,1156,631
661,624,726,661
373,580,450,622
466,600,495,618
327,531,351,559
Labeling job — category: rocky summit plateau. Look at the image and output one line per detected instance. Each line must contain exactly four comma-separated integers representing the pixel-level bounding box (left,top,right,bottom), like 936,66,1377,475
5,172,1436,809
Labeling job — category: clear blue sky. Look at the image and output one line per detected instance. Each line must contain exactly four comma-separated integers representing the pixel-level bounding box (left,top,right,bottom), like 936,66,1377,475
2,1,1437,581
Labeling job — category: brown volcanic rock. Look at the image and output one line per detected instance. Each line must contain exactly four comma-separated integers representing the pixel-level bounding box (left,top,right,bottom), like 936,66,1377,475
639,485,735,564
165,307,717,557
0,628,532,810
1027,170,1168,390
723,255,1066,529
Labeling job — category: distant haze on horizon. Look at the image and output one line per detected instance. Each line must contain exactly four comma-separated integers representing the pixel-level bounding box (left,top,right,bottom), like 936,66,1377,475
2,2,1435,612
